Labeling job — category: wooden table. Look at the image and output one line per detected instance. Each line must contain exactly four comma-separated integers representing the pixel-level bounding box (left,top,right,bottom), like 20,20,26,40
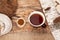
0,0,55,40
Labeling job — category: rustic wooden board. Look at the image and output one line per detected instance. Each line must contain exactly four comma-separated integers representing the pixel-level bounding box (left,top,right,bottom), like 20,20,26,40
0,0,55,40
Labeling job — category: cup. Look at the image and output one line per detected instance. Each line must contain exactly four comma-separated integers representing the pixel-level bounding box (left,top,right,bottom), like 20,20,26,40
28,11,45,27
17,18,26,28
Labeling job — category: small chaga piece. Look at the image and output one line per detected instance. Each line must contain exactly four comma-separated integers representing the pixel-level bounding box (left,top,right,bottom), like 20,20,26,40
55,1,59,5
54,0,60,4
0,0,18,18
45,7,51,11
53,16,60,23
53,16,60,29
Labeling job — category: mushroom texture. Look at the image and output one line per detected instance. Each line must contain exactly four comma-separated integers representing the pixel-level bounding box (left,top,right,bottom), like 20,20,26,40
0,0,18,18
0,13,12,36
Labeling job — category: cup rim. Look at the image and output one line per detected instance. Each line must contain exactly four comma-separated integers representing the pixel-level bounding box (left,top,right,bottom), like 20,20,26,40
17,18,26,28
28,11,45,27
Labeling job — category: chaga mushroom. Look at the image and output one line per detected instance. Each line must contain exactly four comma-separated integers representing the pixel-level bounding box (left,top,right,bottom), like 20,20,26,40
0,13,12,36
53,16,60,23
0,0,18,18
53,16,60,29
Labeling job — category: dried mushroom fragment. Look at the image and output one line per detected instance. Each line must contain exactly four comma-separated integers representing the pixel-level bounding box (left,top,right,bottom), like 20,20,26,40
55,1,59,5
45,7,51,11
54,0,60,4
53,16,60,23
53,16,60,29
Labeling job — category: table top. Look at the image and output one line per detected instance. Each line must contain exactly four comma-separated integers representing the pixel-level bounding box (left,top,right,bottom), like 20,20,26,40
0,0,55,40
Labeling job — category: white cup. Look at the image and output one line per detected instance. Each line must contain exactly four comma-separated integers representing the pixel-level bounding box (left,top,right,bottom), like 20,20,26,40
28,11,45,27
17,18,26,28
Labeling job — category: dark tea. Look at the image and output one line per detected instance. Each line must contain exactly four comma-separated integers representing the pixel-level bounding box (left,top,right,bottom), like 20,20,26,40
18,19,24,25
17,18,26,28
30,14,43,25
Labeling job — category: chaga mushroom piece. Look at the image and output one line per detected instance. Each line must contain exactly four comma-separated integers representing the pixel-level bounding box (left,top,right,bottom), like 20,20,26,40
53,16,60,23
53,16,60,29
0,0,18,18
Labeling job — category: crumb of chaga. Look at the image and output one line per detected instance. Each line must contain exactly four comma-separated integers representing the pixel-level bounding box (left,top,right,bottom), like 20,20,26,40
53,16,60,23
55,1,60,6
53,16,60,29
45,7,51,11
55,1,59,5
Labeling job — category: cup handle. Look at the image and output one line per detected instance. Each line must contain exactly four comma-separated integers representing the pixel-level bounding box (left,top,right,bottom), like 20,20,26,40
41,23,46,28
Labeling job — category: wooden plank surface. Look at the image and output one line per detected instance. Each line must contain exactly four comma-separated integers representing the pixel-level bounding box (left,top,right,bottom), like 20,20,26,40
0,0,55,40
